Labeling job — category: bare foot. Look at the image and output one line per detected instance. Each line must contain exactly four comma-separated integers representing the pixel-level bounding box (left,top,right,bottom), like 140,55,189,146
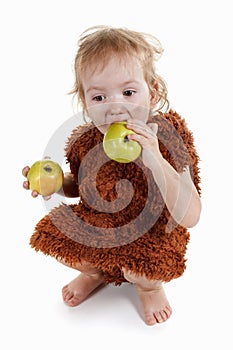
136,284,172,325
62,272,105,307
123,269,172,325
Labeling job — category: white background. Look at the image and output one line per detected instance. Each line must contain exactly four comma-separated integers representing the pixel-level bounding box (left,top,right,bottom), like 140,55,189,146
1,0,232,349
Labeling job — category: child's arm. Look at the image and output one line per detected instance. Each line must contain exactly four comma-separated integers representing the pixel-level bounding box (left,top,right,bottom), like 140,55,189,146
149,158,201,228
126,120,201,229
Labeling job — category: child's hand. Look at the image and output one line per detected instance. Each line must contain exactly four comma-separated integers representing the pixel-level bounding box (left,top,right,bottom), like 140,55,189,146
22,166,51,200
126,119,161,169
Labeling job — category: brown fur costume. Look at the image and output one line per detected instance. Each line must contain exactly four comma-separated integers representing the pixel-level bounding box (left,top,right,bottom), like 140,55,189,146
30,110,201,285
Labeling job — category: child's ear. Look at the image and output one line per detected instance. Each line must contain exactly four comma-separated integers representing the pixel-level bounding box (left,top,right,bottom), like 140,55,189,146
150,83,159,108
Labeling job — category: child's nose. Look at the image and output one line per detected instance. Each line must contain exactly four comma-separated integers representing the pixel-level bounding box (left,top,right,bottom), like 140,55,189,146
105,100,128,124
108,96,125,115
109,104,123,115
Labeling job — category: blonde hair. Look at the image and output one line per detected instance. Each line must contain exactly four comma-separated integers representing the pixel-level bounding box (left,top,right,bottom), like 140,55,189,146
70,25,169,114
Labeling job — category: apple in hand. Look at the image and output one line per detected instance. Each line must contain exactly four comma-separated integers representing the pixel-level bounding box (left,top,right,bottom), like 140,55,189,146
27,160,64,196
103,122,141,163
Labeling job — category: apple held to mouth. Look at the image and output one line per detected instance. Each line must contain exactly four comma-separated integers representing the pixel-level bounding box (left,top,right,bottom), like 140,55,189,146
27,159,64,196
103,122,142,163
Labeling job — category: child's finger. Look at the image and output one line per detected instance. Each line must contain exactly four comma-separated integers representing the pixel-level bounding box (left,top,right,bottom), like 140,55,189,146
127,121,153,137
22,166,30,177
23,180,29,190
31,191,39,198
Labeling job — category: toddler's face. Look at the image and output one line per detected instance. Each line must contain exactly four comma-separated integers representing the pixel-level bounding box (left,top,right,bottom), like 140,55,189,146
82,56,155,133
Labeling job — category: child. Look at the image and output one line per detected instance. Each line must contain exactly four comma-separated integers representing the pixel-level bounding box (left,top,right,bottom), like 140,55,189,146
22,25,201,325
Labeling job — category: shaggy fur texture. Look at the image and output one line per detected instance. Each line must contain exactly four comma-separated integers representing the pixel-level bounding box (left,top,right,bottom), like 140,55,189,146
30,110,201,285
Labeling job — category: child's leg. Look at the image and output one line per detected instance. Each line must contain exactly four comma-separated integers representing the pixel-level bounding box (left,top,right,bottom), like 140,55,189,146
123,268,172,325
58,259,105,307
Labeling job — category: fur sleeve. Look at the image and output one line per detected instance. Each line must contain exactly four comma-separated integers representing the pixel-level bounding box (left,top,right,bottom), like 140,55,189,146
154,110,201,195
64,122,103,182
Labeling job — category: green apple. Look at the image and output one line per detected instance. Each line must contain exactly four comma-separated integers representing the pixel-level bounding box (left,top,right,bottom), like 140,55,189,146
103,122,141,163
27,159,64,196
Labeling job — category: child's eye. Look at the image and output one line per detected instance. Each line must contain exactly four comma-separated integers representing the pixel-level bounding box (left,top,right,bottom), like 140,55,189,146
123,90,136,96
93,95,106,102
